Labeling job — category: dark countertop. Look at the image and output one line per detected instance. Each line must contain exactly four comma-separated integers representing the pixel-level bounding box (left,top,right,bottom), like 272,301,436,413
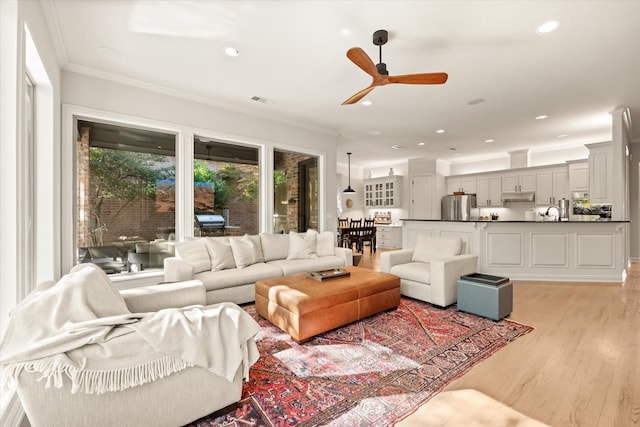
400,219,630,223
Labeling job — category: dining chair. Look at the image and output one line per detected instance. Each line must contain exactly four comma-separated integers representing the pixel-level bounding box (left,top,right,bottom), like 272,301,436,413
356,219,375,253
346,219,363,252
337,218,350,246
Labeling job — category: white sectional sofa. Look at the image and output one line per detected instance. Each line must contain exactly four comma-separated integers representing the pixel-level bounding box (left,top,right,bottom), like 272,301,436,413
6,265,260,427
164,230,353,305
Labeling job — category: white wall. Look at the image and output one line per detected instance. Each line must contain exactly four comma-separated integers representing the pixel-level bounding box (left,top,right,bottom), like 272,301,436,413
1,1,62,424
629,143,640,261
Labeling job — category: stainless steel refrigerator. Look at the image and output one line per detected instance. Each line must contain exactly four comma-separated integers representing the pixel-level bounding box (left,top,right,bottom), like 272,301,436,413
441,194,477,220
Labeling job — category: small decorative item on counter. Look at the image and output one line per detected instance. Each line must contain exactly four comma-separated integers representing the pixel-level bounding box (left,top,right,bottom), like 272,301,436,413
490,213,499,220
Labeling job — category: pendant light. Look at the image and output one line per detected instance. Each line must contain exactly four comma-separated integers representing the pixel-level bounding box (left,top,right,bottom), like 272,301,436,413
343,152,356,193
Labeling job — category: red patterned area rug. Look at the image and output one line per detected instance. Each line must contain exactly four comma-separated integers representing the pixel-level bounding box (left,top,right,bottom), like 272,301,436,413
185,298,533,427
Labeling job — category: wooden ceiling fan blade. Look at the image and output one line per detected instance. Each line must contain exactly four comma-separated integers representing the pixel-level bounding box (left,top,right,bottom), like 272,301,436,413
342,86,376,105
346,47,379,78
388,72,448,85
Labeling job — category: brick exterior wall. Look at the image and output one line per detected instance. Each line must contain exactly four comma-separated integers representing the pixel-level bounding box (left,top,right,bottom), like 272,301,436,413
275,151,316,232
77,127,91,247
76,140,259,247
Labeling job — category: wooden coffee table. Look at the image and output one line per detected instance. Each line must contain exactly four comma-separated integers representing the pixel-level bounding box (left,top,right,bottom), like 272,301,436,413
255,266,400,343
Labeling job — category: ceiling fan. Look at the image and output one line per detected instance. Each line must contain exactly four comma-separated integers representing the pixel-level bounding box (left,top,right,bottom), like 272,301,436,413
342,29,448,105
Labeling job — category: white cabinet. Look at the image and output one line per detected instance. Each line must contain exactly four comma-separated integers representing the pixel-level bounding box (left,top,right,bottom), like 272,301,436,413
502,172,535,192
476,176,502,206
536,167,570,205
376,225,402,249
587,142,612,204
365,176,402,208
446,176,476,194
568,161,589,192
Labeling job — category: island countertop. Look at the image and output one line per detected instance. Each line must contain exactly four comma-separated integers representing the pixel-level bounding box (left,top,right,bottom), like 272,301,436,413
400,219,629,282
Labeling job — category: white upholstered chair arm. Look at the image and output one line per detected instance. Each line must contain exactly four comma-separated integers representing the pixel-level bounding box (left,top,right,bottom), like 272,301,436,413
429,254,478,307
163,257,194,283
120,280,206,312
334,247,354,266
380,249,414,273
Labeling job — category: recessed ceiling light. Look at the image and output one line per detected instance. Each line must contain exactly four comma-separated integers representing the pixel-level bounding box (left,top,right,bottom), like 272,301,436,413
467,98,485,105
484,139,495,143
558,134,569,138
96,46,127,62
418,142,425,146
535,115,548,120
536,20,560,34
224,47,239,57
436,129,445,134
392,145,401,150
368,130,381,135
361,100,372,107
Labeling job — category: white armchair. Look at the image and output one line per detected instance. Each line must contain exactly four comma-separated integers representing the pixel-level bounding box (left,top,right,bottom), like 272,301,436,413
380,236,478,307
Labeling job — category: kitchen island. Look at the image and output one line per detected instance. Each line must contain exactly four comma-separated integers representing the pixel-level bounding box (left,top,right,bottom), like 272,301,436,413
401,219,630,282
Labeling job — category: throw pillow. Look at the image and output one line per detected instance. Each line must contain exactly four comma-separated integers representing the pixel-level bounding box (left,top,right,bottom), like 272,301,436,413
260,233,289,261
315,230,335,257
204,237,236,271
287,230,318,260
175,239,211,273
412,236,462,263
230,235,263,269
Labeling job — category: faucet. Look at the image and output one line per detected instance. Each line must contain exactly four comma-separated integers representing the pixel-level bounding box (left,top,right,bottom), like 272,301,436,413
545,206,560,221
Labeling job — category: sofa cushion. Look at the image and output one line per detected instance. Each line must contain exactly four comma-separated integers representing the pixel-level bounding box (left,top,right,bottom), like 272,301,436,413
287,230,318,260
204,237,236,271
260,233,289,261
314,231,335,257
176,239,211,273
194,263,283,291
412,236,462,263
268,255,346,276
390,261,432,284
230,235,265,269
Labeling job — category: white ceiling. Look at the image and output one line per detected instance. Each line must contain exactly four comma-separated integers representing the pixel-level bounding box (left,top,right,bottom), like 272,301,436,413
43,0,640,168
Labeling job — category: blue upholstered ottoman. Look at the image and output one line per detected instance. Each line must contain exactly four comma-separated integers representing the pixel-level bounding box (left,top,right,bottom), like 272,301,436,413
457,278,513,321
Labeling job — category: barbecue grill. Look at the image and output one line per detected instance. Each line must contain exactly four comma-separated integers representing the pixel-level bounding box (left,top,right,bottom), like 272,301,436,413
195,214,225,236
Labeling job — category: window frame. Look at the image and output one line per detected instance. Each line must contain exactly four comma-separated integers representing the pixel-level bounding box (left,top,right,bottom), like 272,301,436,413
61,105,327,282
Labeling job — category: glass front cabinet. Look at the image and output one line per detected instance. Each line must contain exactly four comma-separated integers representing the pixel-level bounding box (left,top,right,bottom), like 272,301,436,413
364,176,402,208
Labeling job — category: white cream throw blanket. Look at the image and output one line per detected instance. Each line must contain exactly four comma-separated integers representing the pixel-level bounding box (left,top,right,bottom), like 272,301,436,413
0,264,261,394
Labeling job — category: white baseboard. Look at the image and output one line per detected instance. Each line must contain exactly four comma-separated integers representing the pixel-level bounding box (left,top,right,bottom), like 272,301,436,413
0,389,26,427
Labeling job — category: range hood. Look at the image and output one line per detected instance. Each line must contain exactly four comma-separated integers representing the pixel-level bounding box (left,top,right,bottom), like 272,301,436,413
502,191,535,202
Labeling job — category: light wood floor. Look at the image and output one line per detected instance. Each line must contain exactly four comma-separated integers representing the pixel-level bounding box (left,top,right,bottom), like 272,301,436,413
358,249,640,427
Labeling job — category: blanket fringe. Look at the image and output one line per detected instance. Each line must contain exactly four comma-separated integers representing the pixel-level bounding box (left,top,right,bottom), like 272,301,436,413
4,355,193,395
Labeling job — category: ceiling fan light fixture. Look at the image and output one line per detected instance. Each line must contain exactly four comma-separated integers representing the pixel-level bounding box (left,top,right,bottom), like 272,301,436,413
342,29,448,105
343,152,356,194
